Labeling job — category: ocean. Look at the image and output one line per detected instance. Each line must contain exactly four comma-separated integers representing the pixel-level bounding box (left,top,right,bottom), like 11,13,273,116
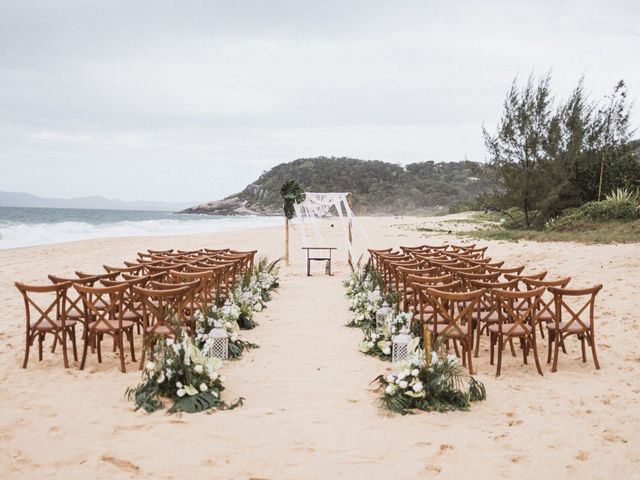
0,207,282,250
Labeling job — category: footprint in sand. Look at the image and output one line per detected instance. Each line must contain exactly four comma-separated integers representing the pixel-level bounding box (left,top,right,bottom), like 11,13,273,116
101,455,140,473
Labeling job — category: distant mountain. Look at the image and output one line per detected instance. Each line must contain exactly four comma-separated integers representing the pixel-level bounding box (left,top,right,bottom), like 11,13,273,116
182,156,492,216
0,191,197,212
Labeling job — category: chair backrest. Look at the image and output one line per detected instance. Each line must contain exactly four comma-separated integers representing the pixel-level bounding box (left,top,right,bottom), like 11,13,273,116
75,271,120,281
49,274,105,320
522,277,571,321
74,283,127,332
15,281,70,330
133,284,194,338
458,271,501,290
426,288,485,338
547,285,603,333
168,270,216,311
101,276,149,315
485,265,525,279
493,286,546,337
103,264,144,275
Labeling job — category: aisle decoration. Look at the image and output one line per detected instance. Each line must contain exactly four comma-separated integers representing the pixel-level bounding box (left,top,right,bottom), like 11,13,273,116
126,333,243,414
372,342,487,415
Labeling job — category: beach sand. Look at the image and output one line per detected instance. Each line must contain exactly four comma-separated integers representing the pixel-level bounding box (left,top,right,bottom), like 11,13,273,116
0,215,638,479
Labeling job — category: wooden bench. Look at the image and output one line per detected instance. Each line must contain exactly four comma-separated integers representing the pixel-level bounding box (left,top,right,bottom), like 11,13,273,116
302,247,337,276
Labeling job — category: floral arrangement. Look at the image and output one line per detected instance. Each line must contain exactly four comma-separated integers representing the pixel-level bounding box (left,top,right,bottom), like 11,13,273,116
373,342,486,415
193,306,259,359
126,333,243,414
230,258,281,329
358,310,412,360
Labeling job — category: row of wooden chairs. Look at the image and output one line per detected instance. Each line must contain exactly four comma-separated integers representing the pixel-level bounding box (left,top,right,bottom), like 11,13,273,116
368,244,602,376
16,248,257,372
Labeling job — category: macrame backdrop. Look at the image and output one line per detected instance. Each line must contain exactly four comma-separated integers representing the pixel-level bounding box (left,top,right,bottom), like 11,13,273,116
292,192,366,268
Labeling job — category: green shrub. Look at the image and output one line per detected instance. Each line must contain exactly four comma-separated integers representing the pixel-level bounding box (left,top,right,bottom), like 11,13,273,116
552,198,638,231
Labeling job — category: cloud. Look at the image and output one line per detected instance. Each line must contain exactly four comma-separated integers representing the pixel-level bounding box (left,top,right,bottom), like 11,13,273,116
0,0,638,202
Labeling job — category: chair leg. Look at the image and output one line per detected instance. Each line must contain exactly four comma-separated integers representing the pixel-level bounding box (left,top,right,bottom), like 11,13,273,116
589,332,600,370
96,334,102,363
467,342,473,375
70,326,78,362
489,332,495,365
580,335,587,363
138,335,147,371
79,331,90,370
22,331,32,369
51,335,58,353
38,333,44,361
61,329,69,369
118,334,126,373
474,321,482,358
547,330,553,364
531,336,543,376
508,339,516,357
496,337,503,377
551,333,561,373
127,329,136,362
521,338,528,365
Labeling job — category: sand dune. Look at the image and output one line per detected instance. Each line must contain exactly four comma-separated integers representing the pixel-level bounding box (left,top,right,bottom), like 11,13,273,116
0,216,638,479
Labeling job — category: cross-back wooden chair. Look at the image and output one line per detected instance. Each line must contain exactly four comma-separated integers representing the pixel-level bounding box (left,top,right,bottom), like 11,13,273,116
504,271,548,283
133,284,194,370
441,263,485,279
168,270,217,314
412,279,462,331
397,266,439,311
458,271,501,291
490,286,546,376
485,265,525,279
547,285,603,372
103,264,144,276
101,275,150,334
75,283,135,373
49,274,107,329
75,271,120,281
468,278,519,357
521,277,571,339
426,287,484,373
449,243,477,252
15,281,78,368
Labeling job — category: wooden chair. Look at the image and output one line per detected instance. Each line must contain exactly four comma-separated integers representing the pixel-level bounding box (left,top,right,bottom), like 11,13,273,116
490,287,546,376
15,281,78,368
75,271,120,281
103,264,144,275
522,277,571,338
101,276,150,334
425,287,485,374
133,284,194,370
412,279,462,330
485,265,525,279
469,278,519,357
547,285,603,372
75,283,135,373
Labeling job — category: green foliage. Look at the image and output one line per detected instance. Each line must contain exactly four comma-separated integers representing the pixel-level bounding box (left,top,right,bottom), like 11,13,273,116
240,158,493,215
481,74,638,228
280,180,305,219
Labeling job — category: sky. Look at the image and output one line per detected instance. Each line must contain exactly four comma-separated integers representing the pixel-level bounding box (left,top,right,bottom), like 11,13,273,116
1,0,639,204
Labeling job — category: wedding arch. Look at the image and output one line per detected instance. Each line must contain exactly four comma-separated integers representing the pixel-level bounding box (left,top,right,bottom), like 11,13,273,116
292,192,364,269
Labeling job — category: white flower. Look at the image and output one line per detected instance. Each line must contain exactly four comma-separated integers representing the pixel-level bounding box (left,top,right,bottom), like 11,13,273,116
382,346,391,355
447,354,458,365
165,368,173,379
176,388,186,397
230,332,238,342
145,361,155,371
194,364,203,374
199,383,208,392
385,385,397,395
412,381,424,393
157,372,165,384
399,380,408,389
411,369,420,377
431,351,439,365
209,371,219,381
176,381,183,388
386,374,395,383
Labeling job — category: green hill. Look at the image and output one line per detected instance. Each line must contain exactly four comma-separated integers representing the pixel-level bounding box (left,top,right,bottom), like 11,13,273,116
183,157,492,215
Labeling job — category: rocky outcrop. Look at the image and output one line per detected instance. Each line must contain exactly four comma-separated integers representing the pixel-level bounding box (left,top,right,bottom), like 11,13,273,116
180,194,279,216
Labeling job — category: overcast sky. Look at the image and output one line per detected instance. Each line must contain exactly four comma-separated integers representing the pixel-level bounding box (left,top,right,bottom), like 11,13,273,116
1,1,638,203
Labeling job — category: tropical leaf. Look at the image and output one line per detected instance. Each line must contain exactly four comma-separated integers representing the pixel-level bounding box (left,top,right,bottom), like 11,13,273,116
168,392,222,414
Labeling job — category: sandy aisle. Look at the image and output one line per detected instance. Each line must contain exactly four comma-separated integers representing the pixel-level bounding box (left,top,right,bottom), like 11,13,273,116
0,216,639,479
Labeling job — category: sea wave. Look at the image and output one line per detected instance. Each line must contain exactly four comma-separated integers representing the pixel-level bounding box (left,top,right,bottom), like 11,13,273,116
0,216,282,249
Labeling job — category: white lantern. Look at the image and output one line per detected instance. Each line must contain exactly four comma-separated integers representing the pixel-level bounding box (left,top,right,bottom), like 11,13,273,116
376,301,391,329
209,326,229,360
391,332,412,364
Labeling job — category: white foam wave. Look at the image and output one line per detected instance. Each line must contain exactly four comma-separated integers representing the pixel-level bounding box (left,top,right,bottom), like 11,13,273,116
0,216,283,250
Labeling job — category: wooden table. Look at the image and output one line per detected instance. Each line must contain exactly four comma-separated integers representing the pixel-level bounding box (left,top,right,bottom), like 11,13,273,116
302,247,337,276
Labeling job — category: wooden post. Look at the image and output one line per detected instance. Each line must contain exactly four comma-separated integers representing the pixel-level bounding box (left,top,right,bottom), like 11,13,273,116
347,192,353,271
284,216,290,266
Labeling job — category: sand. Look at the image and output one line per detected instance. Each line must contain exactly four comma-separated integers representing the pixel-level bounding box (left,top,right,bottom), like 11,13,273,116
0,215,639,479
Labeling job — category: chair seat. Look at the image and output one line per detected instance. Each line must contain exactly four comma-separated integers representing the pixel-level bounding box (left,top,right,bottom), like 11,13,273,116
426,323,466,338
547,321,587,334
122,310,142,321
34,318,78,331
488,323,531,336
89,319,135,332
479,311,500,323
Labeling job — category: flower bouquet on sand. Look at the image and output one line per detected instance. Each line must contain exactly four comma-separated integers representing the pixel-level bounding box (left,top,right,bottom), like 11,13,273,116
359,310,412,360
126,333,243,414
373,341,486,415
193,307,259,360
